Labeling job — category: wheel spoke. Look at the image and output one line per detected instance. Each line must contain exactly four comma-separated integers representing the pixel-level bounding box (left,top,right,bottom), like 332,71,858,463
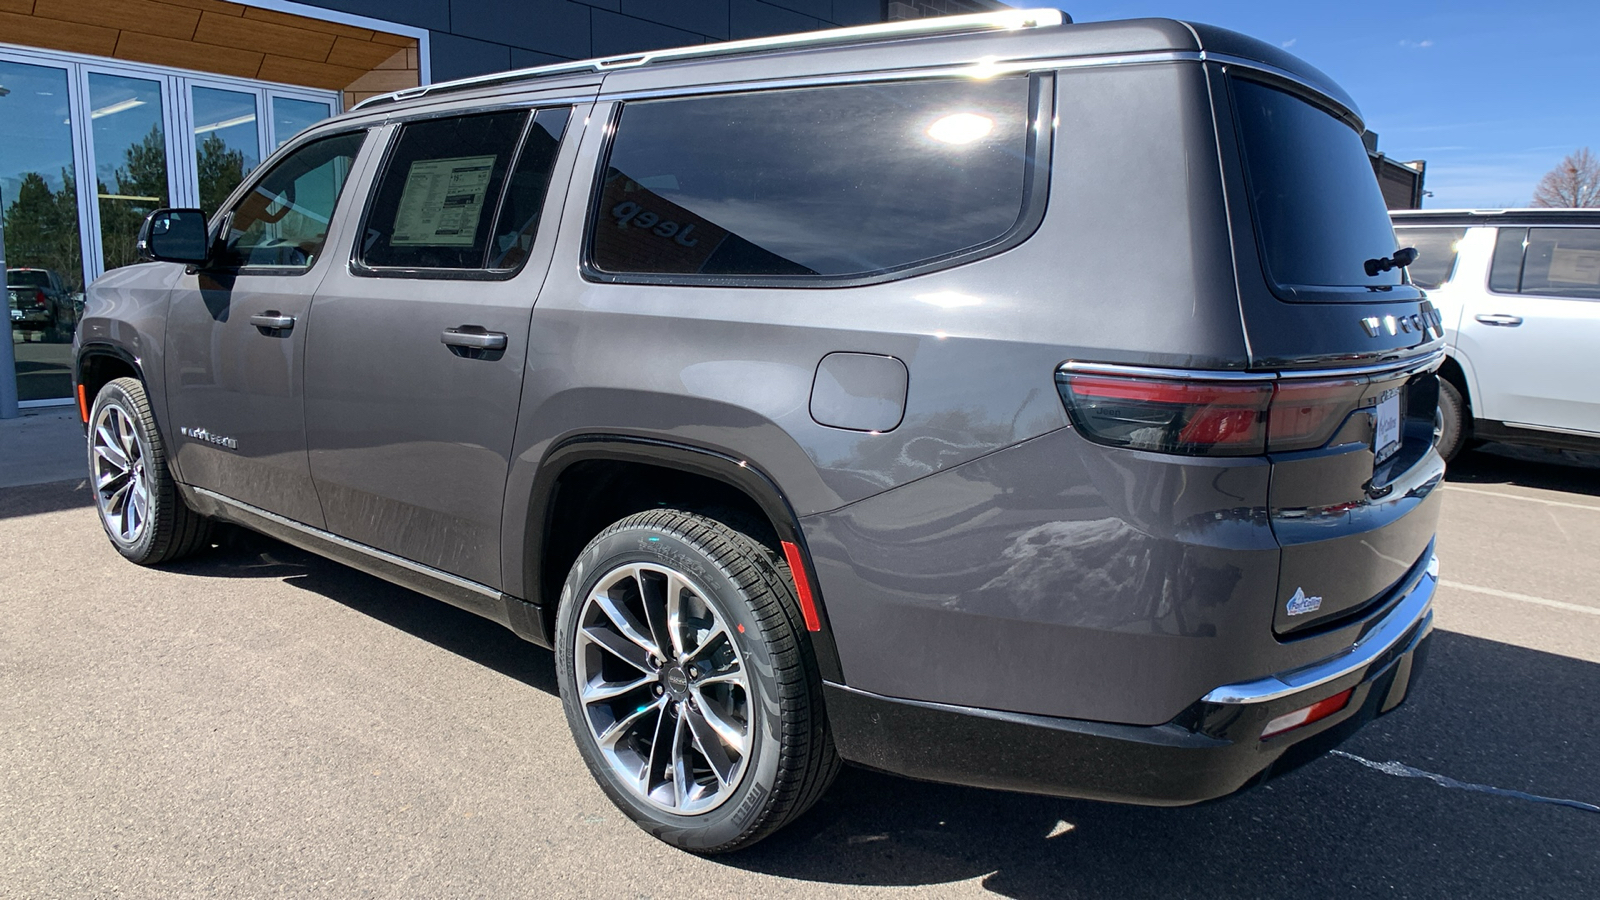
671,711,691,809
598,696,664,750
693,661,743,688
683,704,738,784
106,481,132,518
690,689,748,757
590,591,660,659
683,621,730,665
95,427,128,470
580,623,653,673
645,701,679,798
116,412,139,464
580,672,652,703
96,465,130,492
637,566,677,662
664,571,688,659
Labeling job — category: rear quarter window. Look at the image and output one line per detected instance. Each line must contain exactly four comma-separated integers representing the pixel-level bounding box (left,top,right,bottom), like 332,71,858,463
586,76,1040,283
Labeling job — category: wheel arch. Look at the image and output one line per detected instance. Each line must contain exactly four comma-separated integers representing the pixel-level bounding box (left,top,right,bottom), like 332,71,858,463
521,435,845,682
75,343,145,425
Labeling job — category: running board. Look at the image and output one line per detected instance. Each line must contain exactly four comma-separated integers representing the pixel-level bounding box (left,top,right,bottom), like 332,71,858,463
181,485,552,648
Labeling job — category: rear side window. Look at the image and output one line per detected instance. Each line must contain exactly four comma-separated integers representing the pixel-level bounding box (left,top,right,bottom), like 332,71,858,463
358,108,570,273
1489,227,1600,299
1232,78,1403,294
1394,227,1467,289
587,76,1037,282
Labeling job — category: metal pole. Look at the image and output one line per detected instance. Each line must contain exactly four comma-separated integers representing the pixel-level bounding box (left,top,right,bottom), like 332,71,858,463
0,186,21,419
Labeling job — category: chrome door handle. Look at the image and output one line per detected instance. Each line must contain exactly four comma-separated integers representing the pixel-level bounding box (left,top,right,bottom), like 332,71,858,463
441,327,507,351
1474,313,1523,327
249,312,296,332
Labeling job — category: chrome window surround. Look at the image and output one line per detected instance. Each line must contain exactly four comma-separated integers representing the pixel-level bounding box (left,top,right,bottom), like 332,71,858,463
1203,554,1437,705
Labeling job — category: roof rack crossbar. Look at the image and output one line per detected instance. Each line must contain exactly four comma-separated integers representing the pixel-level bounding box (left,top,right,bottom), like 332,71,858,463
354,8,1066,111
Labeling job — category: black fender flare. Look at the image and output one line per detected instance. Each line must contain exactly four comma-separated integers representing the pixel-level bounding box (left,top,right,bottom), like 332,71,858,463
522,434,845,683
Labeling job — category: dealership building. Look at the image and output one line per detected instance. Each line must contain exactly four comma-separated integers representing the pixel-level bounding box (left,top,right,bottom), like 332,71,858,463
2,0,1004,407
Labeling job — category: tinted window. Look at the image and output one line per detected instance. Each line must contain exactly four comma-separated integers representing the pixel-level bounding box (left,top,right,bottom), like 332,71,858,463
1394,226,1467,289
1488,227,1526,293
488,108,570,270
1520,228,1600,299
1232,78,1401,291
220,131,365,270
589,76,1033,279
359,111,526,270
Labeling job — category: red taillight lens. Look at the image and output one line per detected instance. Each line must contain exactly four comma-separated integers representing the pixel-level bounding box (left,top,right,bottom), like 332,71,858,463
34,289,49,308
1058,371,1370,457
1057,375,1271,456
1260,687,1353,740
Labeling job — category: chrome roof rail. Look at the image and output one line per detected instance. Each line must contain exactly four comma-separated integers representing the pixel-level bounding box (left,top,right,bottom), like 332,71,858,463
354,8,1067,111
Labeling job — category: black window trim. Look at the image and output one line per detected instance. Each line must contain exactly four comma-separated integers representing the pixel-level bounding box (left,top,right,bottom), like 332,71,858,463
1223,67,1425,305
1486,224,1600,303
578,72,1054,290
348,104,575,282
202,127,371,278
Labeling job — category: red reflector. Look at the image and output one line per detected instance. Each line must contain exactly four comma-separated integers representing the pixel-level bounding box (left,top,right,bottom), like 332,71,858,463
780,540,822,632
1260,688,1354,740
77,384,89,424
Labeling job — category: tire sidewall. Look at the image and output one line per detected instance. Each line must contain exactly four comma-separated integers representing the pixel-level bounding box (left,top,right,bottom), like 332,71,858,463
555,518,785,852
89,380,161,561
1437,379,1465,462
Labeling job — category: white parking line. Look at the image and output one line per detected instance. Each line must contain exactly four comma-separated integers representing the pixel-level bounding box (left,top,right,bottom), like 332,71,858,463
1440,579,1600,617
1442,485,1600,512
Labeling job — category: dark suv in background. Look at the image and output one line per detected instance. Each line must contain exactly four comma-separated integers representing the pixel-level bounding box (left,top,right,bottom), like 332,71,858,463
75,10,1443,852
7,267,75,341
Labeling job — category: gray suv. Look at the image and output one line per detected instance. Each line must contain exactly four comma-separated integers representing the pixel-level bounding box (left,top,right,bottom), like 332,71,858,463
74,10,1444,852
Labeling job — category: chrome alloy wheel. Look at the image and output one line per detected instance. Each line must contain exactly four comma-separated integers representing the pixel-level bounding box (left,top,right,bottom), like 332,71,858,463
574,562,752,816
91,402,151,544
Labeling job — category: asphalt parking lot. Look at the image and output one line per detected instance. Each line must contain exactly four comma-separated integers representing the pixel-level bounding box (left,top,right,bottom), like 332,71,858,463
2,418,1596,899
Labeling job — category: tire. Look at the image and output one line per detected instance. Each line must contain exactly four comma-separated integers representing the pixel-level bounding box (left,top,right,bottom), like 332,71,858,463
1435,378,1468,463
88,377,211,565
555,509,839,853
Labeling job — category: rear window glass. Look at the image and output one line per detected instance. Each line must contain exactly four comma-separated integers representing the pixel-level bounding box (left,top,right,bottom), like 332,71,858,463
1489,227,1525,293
588,76,1034,280
1232,78,1402,292
7,270,52,288
1394,226,1467,289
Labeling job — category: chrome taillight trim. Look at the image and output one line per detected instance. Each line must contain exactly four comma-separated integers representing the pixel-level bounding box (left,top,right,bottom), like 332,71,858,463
1058,349,1446,384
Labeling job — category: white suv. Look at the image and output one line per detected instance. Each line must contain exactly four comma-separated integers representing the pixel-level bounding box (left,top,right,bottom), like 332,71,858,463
1392,209,1600,461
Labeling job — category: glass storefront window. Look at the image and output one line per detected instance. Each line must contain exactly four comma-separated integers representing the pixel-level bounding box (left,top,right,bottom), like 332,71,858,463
88,73,168,275
1,47,340,403
1,60,85,401
192,86,261,218
272,97,332,149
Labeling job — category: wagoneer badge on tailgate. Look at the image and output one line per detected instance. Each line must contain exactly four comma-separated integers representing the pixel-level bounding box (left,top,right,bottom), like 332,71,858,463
1285,587,1324,616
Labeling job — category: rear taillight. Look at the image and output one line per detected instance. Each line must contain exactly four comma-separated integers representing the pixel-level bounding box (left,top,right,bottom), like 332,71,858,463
1057,370,1370,457
34,289,48,309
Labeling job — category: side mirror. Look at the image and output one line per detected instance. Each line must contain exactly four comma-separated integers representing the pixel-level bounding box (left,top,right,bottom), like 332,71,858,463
136,209,210,265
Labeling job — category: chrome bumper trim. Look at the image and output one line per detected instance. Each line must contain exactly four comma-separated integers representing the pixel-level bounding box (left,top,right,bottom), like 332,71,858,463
1202,554,1437,705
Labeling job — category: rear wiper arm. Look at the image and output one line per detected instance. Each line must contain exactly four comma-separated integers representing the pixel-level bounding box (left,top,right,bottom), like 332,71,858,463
1365,247,1418,277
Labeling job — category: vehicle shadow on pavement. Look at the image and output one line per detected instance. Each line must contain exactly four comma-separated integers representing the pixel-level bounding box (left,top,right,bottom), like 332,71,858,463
724,630,1600,898
164,522,1599,899
163,524,561,696
1448,441,1600,496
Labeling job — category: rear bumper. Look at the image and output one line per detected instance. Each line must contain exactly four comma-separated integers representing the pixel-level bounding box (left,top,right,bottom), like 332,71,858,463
826,555,1436,806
